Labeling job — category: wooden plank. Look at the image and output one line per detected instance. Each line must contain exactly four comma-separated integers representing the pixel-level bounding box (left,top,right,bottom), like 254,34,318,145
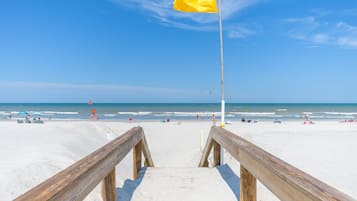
213,140,221,167
133,140,142,179
14,127,144,201
240,165,256,201
141,132,154,167
198,132,214,167
210,127,356,201
239,149,314,201
102,168,116,201
131,167,237,201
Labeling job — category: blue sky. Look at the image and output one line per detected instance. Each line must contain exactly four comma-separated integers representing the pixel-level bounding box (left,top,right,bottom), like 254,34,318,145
0,0,357,103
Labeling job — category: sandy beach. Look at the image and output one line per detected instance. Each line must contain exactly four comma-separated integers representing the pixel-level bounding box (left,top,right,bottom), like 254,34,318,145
1,120,356,200
3,0,357,200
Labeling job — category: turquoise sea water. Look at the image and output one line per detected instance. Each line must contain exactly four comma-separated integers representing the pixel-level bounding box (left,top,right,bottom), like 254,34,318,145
1,103,357,121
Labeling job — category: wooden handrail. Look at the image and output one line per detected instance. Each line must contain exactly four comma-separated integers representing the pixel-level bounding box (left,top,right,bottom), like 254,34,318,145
199,126,356,201
14,126,154,201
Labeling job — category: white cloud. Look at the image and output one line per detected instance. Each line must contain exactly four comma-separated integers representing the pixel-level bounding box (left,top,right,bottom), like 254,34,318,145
288,32,329,45
112,0,259,23
335,22,357,47
338,9,357,16
227,25,256,38
337,37,357,48
311,33,329,44
284,15,357,48
110,0,260,37
336,22,357,33
284,16,317,24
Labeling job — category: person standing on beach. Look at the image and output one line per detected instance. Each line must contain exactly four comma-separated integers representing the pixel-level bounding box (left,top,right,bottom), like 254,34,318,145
212,113,216,126
90,109,98,121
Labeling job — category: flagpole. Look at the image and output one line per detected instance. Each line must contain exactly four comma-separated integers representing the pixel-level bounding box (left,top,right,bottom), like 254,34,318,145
217,0,225,164
218,0,225,127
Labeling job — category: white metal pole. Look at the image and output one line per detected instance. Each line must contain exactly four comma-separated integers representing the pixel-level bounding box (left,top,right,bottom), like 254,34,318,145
217,0,225,164
218,0,225,127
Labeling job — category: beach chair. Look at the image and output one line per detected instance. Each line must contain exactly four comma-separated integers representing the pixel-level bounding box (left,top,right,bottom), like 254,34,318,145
33,119,44,124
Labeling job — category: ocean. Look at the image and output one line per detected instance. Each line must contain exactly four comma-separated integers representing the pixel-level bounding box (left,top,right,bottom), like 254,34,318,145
1,103,357,121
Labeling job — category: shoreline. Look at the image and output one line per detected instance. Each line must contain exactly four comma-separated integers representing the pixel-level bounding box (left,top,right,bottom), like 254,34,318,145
0,118,355,123
3,103,357,122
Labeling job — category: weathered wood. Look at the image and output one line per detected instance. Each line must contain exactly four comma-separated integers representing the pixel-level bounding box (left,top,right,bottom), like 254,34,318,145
198,134,214,167
199,126,356,201
133,140,142,179
213,140,221,167
240,165,256,201
141,132,154,167
202,160,209,167
134,167,237,201
14,127,154,201
102,168,116,201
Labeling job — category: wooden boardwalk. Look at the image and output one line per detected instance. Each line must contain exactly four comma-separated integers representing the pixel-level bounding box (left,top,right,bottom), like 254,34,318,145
130,167,237,201
14,126,356,201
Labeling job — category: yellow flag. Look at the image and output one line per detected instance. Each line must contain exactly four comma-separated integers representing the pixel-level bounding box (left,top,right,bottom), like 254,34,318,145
173,0,217,13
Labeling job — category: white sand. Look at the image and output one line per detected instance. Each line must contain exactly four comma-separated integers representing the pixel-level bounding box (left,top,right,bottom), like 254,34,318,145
0,120,356,200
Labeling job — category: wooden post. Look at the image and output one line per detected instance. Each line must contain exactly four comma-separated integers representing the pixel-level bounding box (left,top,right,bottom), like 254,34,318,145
133,140,142,179
202,160,209,167
102,168,116,201
240,165,256,201
141,134,154,167
198,130,214,167
213,140,221,167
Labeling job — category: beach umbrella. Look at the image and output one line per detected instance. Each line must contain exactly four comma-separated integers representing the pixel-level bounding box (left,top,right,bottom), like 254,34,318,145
17,111,29,116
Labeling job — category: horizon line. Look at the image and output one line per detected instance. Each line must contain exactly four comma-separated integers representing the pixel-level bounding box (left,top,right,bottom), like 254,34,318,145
1,102,357,104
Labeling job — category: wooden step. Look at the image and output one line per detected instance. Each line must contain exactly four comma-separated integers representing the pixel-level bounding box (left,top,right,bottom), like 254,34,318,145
129,167,238,201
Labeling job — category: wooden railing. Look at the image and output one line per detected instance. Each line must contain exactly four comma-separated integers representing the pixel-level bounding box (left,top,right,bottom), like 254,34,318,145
199,126,356,201
14,126,154,201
